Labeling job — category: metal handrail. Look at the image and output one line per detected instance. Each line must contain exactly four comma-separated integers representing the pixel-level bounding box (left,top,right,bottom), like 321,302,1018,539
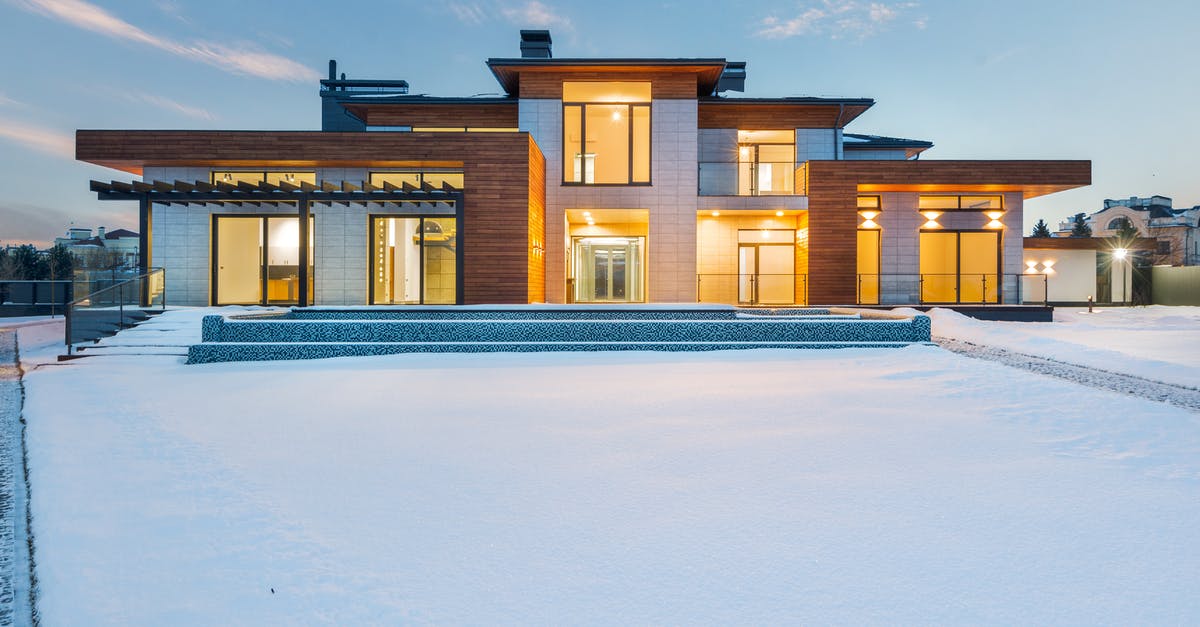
696,273,808,306
64,267,166,353
854,273,1049,306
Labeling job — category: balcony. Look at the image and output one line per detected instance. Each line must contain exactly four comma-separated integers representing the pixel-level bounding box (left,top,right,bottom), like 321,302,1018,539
698,161,805,196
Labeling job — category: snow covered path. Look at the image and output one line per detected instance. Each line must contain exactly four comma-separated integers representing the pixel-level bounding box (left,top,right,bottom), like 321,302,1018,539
936,336,1200,412
0,332,21,626
19,310,1200,624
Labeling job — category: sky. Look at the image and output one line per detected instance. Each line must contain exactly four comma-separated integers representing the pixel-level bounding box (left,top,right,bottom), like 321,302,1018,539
0,0,1198,247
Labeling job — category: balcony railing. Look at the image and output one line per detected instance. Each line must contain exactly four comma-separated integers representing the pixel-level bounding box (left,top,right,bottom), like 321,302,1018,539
65,268,166,354
697,273,808,306
698,161,798,196
856,273,1050,306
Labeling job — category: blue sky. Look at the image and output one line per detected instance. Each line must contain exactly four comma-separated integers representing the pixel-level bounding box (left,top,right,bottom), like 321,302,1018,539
1,0,1197,246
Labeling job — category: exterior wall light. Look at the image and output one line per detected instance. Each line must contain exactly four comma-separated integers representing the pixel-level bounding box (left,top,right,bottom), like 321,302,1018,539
984,210,1006,229
858,210,880,229
1113,248,1128,260
1025,260,1039,273
920,210,941,229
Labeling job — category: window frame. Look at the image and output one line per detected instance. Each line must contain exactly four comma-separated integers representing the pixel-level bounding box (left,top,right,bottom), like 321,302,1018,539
561,100,652,186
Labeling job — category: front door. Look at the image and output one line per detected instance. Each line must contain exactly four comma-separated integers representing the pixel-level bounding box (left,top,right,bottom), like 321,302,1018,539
573,237,644,303
738,243,795,305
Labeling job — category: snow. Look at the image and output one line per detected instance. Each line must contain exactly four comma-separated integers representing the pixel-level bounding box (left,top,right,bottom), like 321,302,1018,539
925,306,1200,389
19,308,1200,624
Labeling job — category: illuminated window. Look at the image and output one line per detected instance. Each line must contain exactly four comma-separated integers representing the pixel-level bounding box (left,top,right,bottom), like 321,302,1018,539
737,130,794,196
918,195,1003,210
563,82,651,185
211,171,316,186
369,170,464,190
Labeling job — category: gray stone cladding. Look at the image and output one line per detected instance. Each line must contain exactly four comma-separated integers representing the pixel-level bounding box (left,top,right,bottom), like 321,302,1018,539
188,309,932,363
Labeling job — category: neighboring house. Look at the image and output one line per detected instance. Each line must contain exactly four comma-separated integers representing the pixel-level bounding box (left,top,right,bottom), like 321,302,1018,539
1023,237,1156,305
1055,196,1200,266
54,226,140,267
75,30,1090,308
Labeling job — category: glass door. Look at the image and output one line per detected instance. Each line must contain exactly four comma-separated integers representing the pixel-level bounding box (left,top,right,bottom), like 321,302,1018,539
371,216,458,305
738,243,795,305
214,215,312,306
573,237,644,303
919,230,1000,304
215,217,262,305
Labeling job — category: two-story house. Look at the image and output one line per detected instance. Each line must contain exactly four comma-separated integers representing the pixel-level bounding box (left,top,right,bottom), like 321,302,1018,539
76,30,1090,308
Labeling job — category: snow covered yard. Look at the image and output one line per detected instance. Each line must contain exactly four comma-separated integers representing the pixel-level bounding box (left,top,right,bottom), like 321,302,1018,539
19,309,1200,624
927,306,1200,389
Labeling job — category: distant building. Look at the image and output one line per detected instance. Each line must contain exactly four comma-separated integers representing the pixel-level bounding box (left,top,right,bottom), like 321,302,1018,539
1055,196,1200,265
54,226,140,267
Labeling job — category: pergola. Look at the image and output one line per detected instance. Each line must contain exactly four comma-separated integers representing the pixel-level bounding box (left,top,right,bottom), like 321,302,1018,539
90,178,465,306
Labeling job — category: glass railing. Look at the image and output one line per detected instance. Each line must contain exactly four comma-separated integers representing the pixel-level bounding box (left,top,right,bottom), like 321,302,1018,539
698,162,798,196
855,273,1049,306
64,268,166,354
696,273,808,306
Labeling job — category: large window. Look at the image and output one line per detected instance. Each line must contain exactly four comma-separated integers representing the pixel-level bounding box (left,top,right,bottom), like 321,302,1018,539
919,230,1000,304
371,216,459,305
738,130,795,196
369,170,464,190
212,215,313,306
563,82,651,185
211,171,316,186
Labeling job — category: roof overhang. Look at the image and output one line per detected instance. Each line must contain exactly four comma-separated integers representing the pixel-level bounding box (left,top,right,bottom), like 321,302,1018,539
89,178,463,206
486,57,728,97
806,160,1092,199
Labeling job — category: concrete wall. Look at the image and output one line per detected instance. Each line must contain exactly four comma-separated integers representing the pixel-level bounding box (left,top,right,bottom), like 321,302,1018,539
795,128,839,163
1022,248,1096,303
520,98,699,303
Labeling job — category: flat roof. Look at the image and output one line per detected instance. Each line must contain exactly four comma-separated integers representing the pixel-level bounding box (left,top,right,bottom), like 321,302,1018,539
487,58,728,96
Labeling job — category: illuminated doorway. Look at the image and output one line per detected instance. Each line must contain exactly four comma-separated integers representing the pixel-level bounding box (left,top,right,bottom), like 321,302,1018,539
919,230,1000,303
573,236,644,303
212,215,312,306
370,216,459,305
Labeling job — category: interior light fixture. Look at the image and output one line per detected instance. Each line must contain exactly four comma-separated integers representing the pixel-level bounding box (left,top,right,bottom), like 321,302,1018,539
611,110,622,121
775,211,784,217
582,211,591,217
711,211,720,217
222,173,232,182
739,147,750,158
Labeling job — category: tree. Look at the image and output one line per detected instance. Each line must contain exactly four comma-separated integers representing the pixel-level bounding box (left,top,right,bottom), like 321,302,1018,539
1110,217,1140,247
1031,219,1052,237
1069,213,1092,238
1,244,47,279
45,244,76,280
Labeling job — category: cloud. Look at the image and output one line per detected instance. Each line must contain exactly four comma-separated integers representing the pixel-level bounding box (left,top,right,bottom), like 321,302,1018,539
0,117,74,159
446,1,573,33
501,1,573,31
10,0,319,82
758,1,918,40
124,91,215,121
0,92,23,108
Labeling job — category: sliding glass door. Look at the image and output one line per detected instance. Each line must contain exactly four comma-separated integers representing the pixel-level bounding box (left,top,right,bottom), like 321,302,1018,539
919,230,1000,304
371,216,459,305
213,215,312,306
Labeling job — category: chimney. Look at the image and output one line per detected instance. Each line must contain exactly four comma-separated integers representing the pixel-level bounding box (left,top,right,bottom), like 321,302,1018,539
98,226,106,239
717,62,747,93
520,30,552,58
328,59,337,81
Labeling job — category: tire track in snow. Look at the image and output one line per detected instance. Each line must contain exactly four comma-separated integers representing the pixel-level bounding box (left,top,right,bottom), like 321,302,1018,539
935,336,1200,413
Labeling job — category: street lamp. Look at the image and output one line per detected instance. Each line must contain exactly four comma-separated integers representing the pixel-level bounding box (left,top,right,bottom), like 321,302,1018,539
1113,248,1128,305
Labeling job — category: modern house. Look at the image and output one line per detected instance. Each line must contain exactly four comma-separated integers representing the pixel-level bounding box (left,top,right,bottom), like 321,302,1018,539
76,30,1090,308
1055,196,1200,266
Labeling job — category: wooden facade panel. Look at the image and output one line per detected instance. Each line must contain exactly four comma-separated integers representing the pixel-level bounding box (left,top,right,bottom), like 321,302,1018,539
517,70,698,99
527,140,546,303
347,103,518,128
698,103,871,129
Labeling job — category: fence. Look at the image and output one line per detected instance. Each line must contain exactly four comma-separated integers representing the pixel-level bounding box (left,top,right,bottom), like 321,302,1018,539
64,268,165,354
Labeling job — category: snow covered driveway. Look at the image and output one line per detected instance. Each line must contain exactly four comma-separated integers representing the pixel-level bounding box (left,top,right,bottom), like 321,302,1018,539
19,310,1200,624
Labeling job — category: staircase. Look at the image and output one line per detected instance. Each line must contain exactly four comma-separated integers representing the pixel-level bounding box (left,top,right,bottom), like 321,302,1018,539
187,306,932,364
